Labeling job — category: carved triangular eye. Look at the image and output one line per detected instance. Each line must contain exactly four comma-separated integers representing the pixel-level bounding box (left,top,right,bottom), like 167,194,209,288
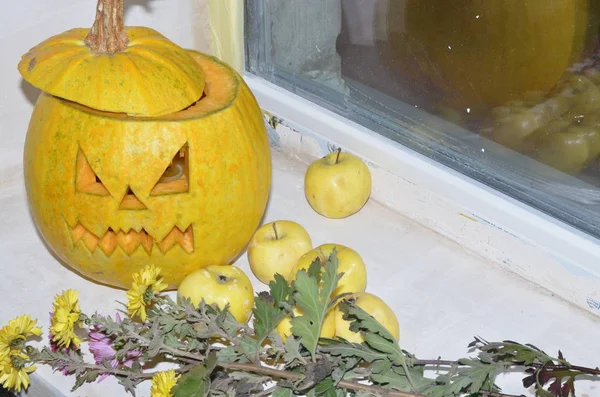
150,144,189,195
76,148,110,196
119,186,148,210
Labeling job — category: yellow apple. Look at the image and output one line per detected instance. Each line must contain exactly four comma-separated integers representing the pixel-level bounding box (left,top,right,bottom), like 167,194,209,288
276,307,336,343
334,292,400,343
304,149,372,218
247,220,313,285
177,265,254,323
289,243,367,297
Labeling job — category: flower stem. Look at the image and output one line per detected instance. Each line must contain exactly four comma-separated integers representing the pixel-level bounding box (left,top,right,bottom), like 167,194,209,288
533,363,600,375
413,358,600,376
412,359,456,366
130,332,205,362
81,363,196,380
219,362,424,397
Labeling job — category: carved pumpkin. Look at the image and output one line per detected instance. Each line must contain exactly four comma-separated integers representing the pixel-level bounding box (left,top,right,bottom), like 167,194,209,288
387,0,591,116
20,0,271,289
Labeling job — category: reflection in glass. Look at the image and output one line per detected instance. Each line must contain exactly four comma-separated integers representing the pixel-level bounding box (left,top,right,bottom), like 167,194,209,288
246,0,600,236
339,0,600,176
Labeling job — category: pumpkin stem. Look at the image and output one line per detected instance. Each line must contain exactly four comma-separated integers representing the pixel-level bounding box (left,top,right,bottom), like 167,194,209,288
85,0,129,54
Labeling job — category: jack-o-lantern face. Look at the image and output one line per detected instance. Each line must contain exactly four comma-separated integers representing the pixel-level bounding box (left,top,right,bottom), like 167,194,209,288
24,51,271,289
72,145,194,256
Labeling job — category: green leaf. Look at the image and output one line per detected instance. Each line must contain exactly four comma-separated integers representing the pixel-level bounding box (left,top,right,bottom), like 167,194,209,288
423,386,448,397
363,333,404,363
251,273,292,349
369,363,429,392
213,308,243,338
339,303,406,366
204,351,217,373
146,330,165,357
71,370,101,392
448,375,474,395
478,340,553,366
291,250,341,359
172,353,216,397
290,314,317,357
237,335,261,358
227,371,269,382
270,273,292,307
253,292,283,342
394,365,433,393
117,376,142,396
320,340,389,363
340,302,397,344
319,252,342,304
315,377,335,394
331,356,359,384
457,359,497,393
371,369,411,391
216,346,243,363
371,359,392,374
272,388,294,397
307,256,324,281
173,377,209,397
283,336,306,366
158,316,179,333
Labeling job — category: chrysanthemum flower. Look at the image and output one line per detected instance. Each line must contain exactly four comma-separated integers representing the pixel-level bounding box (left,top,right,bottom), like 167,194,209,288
126,265,167,322
88,313,142,382
50,289,82,349
0,352,37,392
0,315,42,359
47,312,74,375
150,369,179,397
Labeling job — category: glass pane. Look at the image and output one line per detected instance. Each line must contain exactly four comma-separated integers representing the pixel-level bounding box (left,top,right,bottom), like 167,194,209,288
245,0,600,237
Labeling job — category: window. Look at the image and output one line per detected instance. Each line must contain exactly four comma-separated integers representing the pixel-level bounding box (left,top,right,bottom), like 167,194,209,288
245,0,600,239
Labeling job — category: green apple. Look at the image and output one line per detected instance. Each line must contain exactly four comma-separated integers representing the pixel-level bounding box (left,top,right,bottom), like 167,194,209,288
304,148,371,218
247,220,313,285
177,265,254,323
289,243,367,297
334,292,400,343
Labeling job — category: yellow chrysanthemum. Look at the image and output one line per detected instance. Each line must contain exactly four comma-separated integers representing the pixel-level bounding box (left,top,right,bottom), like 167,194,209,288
150,369,180,397
50,289,82,349
0,352,36,392
126,265,167,322
0,315,42,359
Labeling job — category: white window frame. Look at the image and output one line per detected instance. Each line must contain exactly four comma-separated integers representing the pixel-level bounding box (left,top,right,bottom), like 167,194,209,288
209,2,600,317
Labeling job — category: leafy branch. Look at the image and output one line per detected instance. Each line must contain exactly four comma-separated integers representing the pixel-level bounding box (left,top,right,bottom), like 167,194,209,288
6,254,599,397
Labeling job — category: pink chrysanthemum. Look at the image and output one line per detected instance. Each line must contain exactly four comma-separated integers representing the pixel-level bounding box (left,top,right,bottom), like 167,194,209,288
88,314,142,382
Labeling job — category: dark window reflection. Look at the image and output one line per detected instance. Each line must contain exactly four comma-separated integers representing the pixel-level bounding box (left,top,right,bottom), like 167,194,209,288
338,0,600,178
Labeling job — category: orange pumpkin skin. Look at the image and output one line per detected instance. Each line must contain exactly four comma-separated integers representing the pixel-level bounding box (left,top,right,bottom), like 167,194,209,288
24,51,271,289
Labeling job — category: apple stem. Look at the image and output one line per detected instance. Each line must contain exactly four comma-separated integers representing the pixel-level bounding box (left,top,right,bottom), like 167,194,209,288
273,222,279,240
335,148,342,164
218,275,228,283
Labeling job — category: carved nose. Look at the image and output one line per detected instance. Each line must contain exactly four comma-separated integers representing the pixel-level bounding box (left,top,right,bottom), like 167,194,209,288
119,187,147,210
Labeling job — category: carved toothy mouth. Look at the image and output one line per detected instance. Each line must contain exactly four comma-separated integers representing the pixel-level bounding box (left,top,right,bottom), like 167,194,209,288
70,223,194,256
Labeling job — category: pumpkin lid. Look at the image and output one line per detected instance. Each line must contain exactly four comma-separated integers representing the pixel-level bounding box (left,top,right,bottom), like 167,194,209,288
17,0,205,117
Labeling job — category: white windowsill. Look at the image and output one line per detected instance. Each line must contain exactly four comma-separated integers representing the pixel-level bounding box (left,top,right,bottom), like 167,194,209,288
1,149,599,396
244,74,600,318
